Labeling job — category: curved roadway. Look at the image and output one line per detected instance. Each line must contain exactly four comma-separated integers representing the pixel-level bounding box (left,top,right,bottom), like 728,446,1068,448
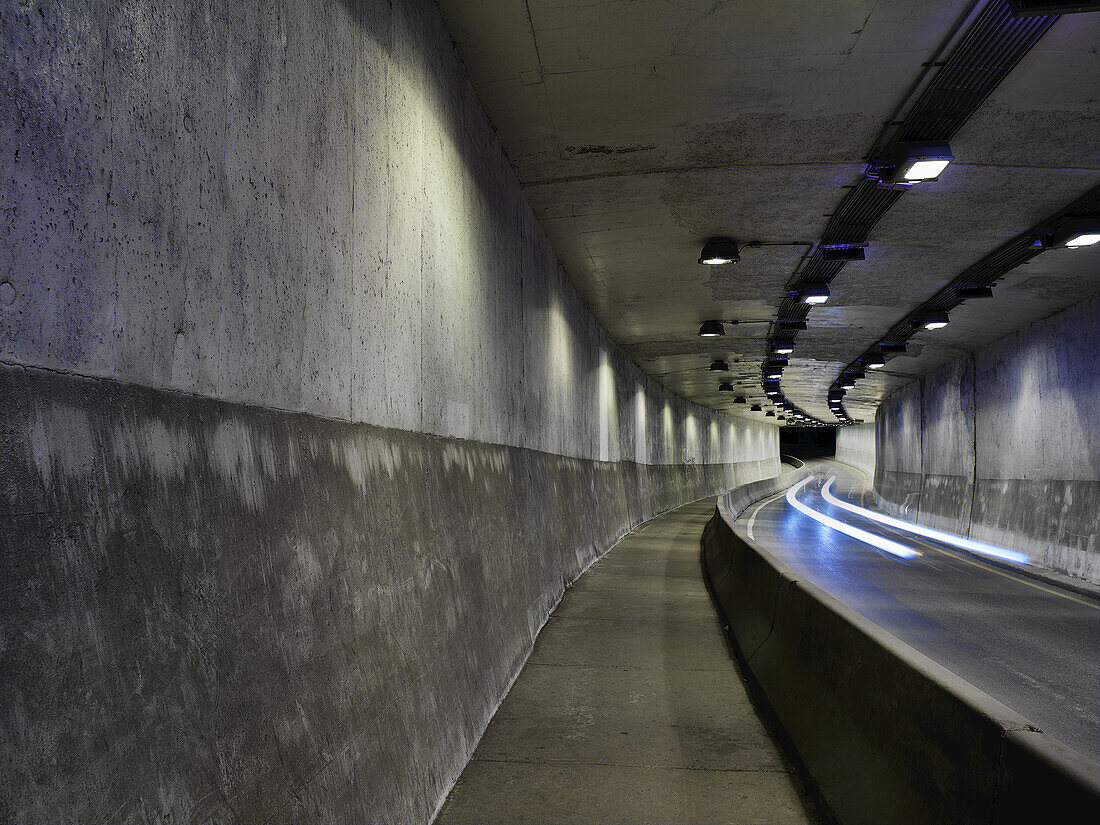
740,459,1100,763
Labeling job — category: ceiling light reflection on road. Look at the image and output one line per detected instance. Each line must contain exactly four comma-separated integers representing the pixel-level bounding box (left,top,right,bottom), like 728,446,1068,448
785,477,919,560
821,477,1029,566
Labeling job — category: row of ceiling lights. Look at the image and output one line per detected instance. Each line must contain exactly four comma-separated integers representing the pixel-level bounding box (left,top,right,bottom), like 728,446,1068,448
693,146,1100,426
830,214,1099,421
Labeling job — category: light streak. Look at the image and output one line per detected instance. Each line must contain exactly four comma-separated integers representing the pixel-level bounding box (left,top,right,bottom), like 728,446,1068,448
821,477,1029,565
785,477,919,559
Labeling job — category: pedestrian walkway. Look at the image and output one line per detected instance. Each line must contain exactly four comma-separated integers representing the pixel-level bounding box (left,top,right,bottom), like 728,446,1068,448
436,498,820,824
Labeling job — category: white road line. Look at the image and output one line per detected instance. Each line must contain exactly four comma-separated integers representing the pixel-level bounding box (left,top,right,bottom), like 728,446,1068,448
746,489,789,540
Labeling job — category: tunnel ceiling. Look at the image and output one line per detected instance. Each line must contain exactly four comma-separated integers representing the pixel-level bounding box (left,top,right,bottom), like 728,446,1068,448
433,0,1100,425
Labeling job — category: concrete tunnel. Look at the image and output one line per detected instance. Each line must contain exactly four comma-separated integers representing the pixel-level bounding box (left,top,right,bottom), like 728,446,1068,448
2,1,1099,823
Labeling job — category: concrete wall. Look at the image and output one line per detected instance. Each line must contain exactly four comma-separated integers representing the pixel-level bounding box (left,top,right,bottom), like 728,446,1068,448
874,293,1100,585
835,423,876,480
0,1,779,822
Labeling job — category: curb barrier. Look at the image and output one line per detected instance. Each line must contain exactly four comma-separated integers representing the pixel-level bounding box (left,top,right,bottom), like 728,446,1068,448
703,474,1100,825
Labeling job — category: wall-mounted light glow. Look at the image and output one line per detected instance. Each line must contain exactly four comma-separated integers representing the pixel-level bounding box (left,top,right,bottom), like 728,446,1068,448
786,477,919,559
718,382,735,392
821,478,1028,565
699,320,725,337
864,354,886,369
772,342,794,355
799,284,830,305
917,312,950,330
699,238,740,265
709,359,730,372
889,141,953,182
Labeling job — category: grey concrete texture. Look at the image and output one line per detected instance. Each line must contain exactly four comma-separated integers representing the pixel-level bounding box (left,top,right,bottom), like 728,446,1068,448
833,423,875,479
702,486,1100,825
436,499,819,824
0,364,781,823
873,292,1100,584
0,0,774,466
434,0,1100,419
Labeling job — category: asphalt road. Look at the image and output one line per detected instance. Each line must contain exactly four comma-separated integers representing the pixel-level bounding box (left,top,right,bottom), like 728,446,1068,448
740,459,1100,763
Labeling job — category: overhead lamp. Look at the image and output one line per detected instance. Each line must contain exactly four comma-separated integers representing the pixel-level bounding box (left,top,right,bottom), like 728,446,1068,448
771,342,794,355
698,238,740,265
764,368,783,380
798,284,830,305
733,396,747,404
840,379,855,389
887,141,953,182
750,404,762,412
765,411,775,417
698,320,725,337
828,389,845,400
820,245,866,262
917,312,950,330
879,342,907,353
766,357,789,368
1051,218,1100,249
765,389,780,396
777,318,807,330
718,382,735,392
864,354,886,369
709,359,730,372
955,285,994,299
846,370,865,381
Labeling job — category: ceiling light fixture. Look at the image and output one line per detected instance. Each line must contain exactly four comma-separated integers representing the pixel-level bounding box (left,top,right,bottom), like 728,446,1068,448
888,141,953,182
718,382,734,392
879,342,908,353
733,396,747,404
766,357,789,368
765,410,775,417
1054,219,1100,248
917,312,950,330
864,354,886,369
765,368,783,380
698,238,740,265
750,404,762,412
709,360,730,372
798,284,830,305
771,342,794,355
698,320,725,337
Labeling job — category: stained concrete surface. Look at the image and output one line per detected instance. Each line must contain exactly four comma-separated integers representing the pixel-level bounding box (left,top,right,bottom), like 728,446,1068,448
0,364,781,824
874,292,1100,584
436,499,819,825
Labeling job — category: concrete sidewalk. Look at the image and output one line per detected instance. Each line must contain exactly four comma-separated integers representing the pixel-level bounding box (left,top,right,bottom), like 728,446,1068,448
435,498,820,824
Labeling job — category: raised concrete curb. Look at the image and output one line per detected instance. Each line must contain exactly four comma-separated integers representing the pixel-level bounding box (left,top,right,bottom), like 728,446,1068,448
703,473,1100,825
